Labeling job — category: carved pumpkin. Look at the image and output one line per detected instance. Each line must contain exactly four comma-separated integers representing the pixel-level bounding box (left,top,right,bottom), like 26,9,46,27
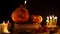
31,15,43,24
11,5,29,23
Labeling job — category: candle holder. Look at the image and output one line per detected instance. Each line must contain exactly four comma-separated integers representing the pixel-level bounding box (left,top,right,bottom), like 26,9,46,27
46,15,58,33
46,15,57,28
0,21,10,34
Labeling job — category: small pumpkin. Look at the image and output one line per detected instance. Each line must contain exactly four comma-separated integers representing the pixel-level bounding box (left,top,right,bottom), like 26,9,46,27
31,15,43,24
11,5,29,23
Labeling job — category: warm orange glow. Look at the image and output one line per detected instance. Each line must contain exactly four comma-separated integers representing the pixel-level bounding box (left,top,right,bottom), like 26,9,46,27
0,21,10,33
3,21,5,24
46,15,57,28
11,5,29,23
31,15,43,23
3,28,10,33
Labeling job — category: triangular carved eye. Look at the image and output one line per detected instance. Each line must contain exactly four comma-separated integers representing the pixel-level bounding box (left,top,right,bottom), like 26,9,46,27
11,5,29,23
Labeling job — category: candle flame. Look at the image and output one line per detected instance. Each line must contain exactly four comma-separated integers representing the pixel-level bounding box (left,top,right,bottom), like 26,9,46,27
3,21,5,24
54,16,57,19
24,0,27,4
7,20,9,23
7,20,9,24
47,16,49,19
50,16,52,19
52,15,54,18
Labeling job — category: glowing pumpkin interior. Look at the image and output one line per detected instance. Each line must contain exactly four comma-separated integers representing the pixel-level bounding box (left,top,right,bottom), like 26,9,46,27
31,15,43,24
11,5,29,23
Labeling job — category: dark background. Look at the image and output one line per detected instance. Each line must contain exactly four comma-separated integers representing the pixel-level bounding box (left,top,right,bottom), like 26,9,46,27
0,0,60,26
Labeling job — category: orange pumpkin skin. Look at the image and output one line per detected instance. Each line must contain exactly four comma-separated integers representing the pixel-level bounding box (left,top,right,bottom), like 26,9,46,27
11,5,29,23
31,15,43,24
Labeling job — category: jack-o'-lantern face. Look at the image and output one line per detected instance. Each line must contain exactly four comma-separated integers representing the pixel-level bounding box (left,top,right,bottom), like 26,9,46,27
31,15,43,23
11,5,29,23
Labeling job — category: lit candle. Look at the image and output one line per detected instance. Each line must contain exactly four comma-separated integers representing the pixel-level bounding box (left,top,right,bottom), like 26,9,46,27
46,15,57,27
46,20,49,23
52,15,55,22
50,16,52,22
46,16,50,26
52,15,54,18
0,21,10,33
24,0,27,4
7,20,9,23
50,16,52,19
2,21,5,24
47,16,49,22
24,0,27,8
7,20,10,25
47,16,49,20
54,16,57,22
7,20,11,29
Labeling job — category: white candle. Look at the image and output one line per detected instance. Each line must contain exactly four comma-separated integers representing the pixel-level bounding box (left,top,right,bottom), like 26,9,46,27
54,16,57,19
46,16,49,23
7,20,9,23
50,16,52,19
47,16,49,20
52,15,55,22
46,20,49,23
50,16,52,22
7,20,10,24
52,15,54,18
54,16,57,22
